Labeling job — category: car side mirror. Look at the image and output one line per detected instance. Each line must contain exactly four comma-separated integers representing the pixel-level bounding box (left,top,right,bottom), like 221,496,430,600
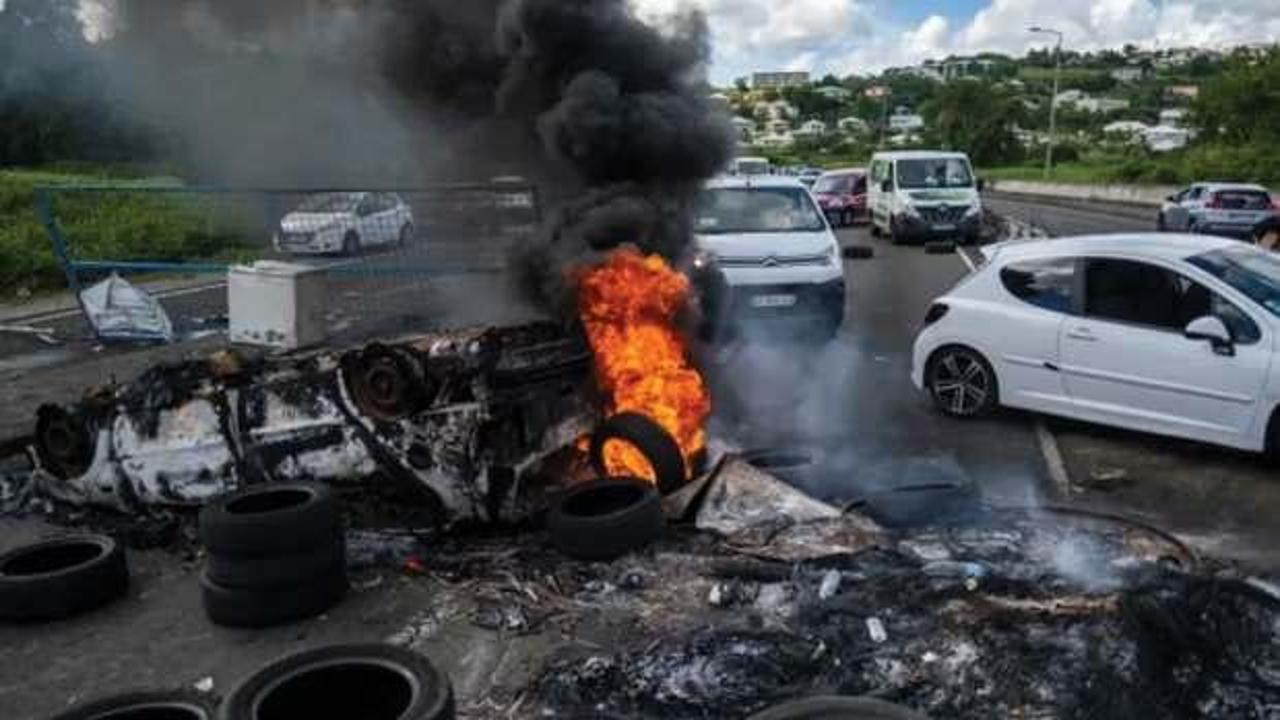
881,179,893,193
1185,315,1234,356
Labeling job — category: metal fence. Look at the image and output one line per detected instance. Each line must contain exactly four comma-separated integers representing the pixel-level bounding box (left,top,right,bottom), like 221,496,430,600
36,183,542,345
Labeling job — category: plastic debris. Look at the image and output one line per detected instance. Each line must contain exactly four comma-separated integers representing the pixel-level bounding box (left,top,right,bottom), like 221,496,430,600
866,617,888,644
79,273,173,343
818,570,842,599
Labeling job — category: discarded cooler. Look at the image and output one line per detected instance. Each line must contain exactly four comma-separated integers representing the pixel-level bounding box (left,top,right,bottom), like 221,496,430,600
198,482,347,628
228,261,328,350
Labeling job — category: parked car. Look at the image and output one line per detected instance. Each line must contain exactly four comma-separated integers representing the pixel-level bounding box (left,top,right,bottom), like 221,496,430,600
694,176,845,340
868,151,983,245
1158,183,1276,238
275,192,415,256
912,233,1280,456
812,169,868,227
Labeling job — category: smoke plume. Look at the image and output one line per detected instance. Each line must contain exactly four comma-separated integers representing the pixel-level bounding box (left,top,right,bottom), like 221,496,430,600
99,0,734,308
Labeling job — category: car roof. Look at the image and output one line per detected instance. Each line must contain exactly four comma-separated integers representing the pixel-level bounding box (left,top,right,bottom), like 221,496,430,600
819,168,866,177
871,150,970,161
988,233,1241,264
1196,182,1270,192
707,175,807,190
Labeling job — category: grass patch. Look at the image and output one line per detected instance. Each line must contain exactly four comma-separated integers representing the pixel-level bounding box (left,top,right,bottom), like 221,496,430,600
0,168,258,297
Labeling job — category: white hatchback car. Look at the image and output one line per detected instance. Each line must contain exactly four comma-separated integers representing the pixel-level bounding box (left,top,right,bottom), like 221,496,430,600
913,234,1280,455
275,192,415,256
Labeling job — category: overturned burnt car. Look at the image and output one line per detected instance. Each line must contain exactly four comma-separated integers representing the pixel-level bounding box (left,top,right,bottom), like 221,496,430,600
29,322,596,524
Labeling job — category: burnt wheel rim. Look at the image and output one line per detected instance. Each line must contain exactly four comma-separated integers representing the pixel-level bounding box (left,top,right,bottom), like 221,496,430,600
931,352,989,416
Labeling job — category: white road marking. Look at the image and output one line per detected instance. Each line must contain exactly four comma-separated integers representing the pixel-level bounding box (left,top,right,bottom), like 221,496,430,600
1035,420,1072,499
956,245,978,273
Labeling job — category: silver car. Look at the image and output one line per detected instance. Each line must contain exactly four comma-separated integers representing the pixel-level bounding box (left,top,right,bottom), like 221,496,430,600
1158,182,1276,238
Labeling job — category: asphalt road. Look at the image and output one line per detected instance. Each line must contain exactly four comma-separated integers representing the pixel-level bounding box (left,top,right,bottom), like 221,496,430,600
710,224,1052,507
984,193,1154,236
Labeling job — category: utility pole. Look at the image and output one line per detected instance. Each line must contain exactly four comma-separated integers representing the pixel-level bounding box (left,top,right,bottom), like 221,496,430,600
1030,27,1064,178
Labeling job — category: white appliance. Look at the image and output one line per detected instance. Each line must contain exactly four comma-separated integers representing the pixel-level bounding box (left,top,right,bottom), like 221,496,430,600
228,261,328,350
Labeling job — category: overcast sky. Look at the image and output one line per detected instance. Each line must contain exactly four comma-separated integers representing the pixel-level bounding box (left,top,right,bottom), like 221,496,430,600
634,0,1280,84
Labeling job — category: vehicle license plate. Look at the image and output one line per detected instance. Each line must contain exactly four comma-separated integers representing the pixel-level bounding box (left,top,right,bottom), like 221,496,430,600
933,224,956,232
752,294,798,309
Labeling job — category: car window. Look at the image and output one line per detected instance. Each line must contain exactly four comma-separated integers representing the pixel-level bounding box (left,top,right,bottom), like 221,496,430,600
695,187,827,234
896,158,973,190
1187,187,1203,201
1000,259,1075,313
1212,190,1271,210
813,176,852,194
1084,258,1260,343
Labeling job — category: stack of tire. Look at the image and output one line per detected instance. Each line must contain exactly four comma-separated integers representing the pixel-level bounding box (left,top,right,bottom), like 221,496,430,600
198,482,347,628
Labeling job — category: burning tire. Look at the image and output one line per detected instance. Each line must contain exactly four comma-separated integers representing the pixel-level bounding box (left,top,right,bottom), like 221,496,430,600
50,690,214,720
221,644,454,720
0,535,129,622
748,696,928,719
200,571,347,629
199,483,347,627
589,413,687,495
199,483,341,556
549,478,664,562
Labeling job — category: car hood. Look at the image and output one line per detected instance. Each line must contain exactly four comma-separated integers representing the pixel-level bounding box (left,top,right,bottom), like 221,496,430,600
695,230,835,260
280,212,352,232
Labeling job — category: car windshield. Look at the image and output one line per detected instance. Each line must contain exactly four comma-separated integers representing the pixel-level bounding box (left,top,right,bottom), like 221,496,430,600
297,193,361,213
813,175,858,194
897,158,974,189
1187,246,1280,317
695,187,827,234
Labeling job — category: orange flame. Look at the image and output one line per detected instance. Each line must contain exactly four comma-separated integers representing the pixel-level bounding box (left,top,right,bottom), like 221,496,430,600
578,247,711,483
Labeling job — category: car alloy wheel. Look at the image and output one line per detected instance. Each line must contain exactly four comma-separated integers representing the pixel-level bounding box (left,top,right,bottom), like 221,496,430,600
929,348,994,417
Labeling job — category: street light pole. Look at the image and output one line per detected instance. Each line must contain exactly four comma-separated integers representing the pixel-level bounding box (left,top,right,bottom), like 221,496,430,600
1030,27,1064,178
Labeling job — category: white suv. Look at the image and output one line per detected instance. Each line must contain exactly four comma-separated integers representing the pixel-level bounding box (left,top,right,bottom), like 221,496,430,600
694,176,845,339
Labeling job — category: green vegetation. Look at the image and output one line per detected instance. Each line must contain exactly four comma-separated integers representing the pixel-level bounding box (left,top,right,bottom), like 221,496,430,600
0,169,254,296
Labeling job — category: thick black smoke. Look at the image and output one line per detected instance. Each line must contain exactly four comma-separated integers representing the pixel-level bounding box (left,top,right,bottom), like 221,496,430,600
104,0,733,310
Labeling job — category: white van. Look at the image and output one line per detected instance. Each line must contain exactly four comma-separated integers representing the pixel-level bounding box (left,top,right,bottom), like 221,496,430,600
867,151,983,245
732,156,772,176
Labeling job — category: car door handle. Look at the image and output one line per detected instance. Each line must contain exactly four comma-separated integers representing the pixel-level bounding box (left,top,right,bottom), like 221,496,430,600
1066,328,1097,342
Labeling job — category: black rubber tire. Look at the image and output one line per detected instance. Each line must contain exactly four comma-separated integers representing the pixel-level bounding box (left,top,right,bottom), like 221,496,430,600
870,222,882,238
1156,213,1166,232
742,448,818,488
201,571,346,629
220,643,454,720
0,535,128,622
399,223,414,247
205,538,346,590
51,690,215,720
343,231,361,256
589,412,687,495
549,478,664,562
863,481,980,529
926,346,999,418
199,483,341,557
748,696,929,719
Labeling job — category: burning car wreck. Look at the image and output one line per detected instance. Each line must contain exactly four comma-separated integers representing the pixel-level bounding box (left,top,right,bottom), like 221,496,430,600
26,321,596,525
